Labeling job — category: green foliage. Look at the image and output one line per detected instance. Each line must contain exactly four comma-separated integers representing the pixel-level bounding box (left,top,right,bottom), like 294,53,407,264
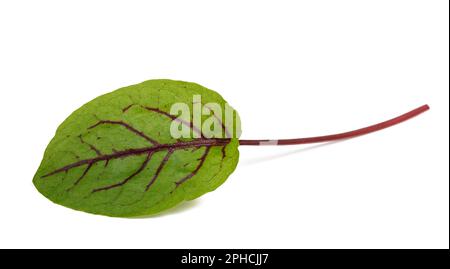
33,79,240,217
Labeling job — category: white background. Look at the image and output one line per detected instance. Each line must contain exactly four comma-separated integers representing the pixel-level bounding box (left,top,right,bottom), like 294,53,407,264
0,0,448,249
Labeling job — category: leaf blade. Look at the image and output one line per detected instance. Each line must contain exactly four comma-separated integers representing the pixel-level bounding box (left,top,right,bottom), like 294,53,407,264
33,79,240,217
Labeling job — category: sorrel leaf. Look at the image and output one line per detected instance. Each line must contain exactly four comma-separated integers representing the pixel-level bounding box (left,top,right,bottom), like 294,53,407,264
33,78,430,218
33,79,240,217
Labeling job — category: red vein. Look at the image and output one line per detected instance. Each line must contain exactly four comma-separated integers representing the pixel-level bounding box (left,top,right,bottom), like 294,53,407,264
79,135,102,156
89,120,159,145
175,146,211,188
143,106,204,138
92,152,153,193
41,139,229,179
202,104,231,138
122,104,135,113
68,163,93,190
145,150,173,191
221,146,226,160
239,105,430,146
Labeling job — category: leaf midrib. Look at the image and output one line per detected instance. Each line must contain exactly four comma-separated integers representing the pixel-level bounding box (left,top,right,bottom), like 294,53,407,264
41,138,230,179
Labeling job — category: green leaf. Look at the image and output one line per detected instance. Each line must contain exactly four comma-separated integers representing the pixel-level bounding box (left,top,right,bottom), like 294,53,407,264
33,79,240,217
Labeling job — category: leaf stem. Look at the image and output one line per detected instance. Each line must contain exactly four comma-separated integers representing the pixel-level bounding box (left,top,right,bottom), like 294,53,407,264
238,104,429,146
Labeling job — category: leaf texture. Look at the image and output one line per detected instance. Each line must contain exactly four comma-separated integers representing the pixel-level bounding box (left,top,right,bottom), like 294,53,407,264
33,79,240,217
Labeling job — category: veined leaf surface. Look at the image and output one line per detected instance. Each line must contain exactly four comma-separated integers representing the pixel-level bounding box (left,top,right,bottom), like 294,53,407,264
33,79,240,217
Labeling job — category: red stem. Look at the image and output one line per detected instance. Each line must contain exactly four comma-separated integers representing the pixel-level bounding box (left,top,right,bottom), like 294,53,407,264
239,104,429,146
